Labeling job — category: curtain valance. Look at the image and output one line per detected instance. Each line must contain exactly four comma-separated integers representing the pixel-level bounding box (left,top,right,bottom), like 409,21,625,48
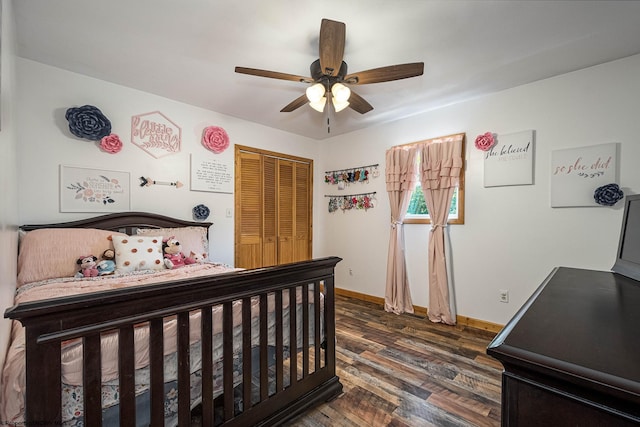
385,146,419,192
420,135,464,190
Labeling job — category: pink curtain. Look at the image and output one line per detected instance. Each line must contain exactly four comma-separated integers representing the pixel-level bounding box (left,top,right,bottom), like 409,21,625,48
420,135,464,325
384,145,418,314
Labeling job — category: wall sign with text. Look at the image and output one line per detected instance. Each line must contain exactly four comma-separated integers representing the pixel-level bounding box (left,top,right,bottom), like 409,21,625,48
484,130,535,187
190,154,233,194
551,142,619,207
60,165,130,212
131,111,181,158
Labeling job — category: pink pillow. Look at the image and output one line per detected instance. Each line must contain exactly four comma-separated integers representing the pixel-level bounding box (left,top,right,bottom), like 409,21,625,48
17,228,125,286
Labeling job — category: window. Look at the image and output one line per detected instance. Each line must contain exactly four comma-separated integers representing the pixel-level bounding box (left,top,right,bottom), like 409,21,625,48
404,154,465,225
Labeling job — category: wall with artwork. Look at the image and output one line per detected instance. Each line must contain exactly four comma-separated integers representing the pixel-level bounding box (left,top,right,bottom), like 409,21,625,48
15,58,321,266
317,53,640,325
12,50,640,327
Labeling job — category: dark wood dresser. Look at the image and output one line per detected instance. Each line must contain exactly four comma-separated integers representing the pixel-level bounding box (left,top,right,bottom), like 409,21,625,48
487,267,640,426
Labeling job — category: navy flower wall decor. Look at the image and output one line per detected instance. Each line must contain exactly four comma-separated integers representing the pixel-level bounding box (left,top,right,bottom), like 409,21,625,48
594,183,624,206
193,204,211,221
65,105,112,140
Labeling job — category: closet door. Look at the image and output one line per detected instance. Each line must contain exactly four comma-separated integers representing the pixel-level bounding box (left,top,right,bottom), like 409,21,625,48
235,151,262,269
262,156,278,266
294,162,311,262
235,146,312,268
277,160,295,264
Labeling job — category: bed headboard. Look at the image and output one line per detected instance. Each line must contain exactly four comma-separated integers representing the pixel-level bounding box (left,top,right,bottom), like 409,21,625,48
20,211,213,235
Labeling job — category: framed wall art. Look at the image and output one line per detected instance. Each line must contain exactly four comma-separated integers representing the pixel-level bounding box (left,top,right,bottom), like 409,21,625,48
60,165,130,212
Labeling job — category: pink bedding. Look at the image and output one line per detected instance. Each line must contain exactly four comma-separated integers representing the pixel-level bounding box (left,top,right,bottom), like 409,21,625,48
1,263,240,423
1,262,323,425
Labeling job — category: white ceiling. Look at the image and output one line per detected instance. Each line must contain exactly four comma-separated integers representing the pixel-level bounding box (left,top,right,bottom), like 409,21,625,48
13,1,640,140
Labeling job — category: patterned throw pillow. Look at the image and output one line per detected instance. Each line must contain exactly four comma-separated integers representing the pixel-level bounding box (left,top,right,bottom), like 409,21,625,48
111,235,165,273
136,226,209,261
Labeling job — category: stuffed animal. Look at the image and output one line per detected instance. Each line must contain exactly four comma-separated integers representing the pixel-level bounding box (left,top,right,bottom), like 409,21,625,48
76,255,99,278
189,251,207,264
163,237,196,269
96,249,116,275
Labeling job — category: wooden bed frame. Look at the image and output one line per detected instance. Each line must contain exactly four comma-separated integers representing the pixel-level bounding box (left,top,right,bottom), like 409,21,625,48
6,212,342,426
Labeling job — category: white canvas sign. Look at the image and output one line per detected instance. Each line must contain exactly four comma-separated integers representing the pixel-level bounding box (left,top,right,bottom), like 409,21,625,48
550,142,618,207
484,130,534,187
190,154,233,194
60,165,130,212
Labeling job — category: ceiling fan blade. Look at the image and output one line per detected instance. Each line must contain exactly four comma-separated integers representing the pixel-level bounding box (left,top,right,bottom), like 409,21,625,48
348,90,374,114
280,94,309,112
235,67,313,83
319,19,346,76
344,62,424,85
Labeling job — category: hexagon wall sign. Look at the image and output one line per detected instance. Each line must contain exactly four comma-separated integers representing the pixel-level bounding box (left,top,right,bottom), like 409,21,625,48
131,111,181,158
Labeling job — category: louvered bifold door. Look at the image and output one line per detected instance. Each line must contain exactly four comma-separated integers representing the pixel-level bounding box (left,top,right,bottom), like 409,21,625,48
294,162,311,262
262,156,278,267
277,160,295,264
235,145,313,268
236,151,262,269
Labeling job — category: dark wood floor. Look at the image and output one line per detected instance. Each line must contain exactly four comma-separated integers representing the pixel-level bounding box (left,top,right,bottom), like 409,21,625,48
287,295,503,427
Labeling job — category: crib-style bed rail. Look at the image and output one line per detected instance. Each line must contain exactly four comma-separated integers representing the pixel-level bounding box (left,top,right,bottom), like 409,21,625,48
6,257,343,426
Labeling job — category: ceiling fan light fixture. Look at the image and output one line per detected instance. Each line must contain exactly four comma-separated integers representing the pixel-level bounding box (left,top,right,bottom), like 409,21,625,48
306,83,326,103
331,82,351,103
309,97,327,112
332,98,350,112
235,19,422,117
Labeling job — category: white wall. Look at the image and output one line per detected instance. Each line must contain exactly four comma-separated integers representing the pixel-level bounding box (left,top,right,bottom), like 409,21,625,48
317,54,640,325
0,0,19,372
16,58,321,266
9,42,640,333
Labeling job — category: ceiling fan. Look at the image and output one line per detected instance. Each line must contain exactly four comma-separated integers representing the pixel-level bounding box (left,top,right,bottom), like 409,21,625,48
235,19,424,115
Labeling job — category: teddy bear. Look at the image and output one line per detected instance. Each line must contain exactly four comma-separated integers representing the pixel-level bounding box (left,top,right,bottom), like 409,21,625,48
76,255,99,278
162,237,196,269
96,249,116,275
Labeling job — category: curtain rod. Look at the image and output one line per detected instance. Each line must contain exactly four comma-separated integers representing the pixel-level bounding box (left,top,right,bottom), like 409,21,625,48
391,132,465,149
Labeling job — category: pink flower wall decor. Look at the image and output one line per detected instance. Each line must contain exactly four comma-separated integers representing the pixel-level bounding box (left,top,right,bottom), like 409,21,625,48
202,126,230,154
100,134,123,154
475,132,496,151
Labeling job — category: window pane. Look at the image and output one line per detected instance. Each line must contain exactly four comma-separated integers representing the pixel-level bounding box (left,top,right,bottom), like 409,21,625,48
406,185,458,218
407,184,429,215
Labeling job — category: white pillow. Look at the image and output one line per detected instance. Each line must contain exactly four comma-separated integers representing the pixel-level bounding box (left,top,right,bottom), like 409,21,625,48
112,235,165,273
137,226,209,261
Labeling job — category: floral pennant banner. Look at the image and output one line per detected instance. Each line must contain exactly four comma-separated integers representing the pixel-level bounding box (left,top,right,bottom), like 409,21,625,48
326,192,377,213
324,164,379,185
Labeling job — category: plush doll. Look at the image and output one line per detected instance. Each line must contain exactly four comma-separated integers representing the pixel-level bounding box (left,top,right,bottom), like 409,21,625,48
189,251,207,264
96,249,116,275
76,255,99,278
163,237,196,269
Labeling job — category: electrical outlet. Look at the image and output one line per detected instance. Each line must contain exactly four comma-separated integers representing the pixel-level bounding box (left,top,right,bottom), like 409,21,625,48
348,268,353,276
226,208,232,218
499,289,509,303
